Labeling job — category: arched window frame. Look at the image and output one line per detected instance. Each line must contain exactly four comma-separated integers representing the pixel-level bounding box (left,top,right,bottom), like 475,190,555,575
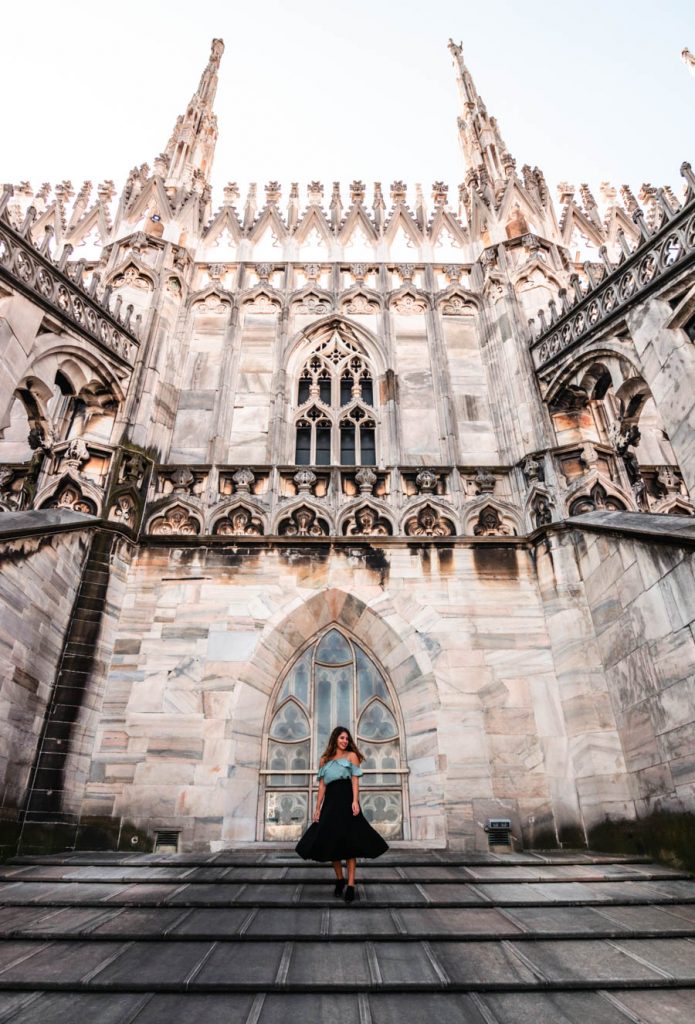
259,627,409,842
293,333,378,467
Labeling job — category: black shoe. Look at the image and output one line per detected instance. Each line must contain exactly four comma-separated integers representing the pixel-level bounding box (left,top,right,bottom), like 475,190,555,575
344,885,355,904
334,879,346,897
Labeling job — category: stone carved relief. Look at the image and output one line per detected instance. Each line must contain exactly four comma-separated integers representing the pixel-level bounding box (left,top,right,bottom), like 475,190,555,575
532,494,554,528
355,468,377,494
47,484,96,516
244,293,280,314
343,505,392,536
473,506,513,537
63,437,89,470
278,505,329,537
293,295,330,315
194,291,231,314
120,452,147,486
233,468,255,493
656,466,682,498
213,506,264,536
0,467,22,510
108,494,137,528
112,264,153,291
568,482,626,517
404,504,454,537
344,293,379,314
392,293,427,315
473,468,496,494
149,504,201,535
293,469,317,494
522,455,545,484
441,295,474,316
415,469,437,493
170,467,195,494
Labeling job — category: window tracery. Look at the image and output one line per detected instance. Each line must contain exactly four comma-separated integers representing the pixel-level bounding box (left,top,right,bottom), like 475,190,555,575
294,332,377,467
262,628,407,841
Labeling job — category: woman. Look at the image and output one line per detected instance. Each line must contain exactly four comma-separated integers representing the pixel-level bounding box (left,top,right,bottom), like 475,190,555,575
295,725,389,902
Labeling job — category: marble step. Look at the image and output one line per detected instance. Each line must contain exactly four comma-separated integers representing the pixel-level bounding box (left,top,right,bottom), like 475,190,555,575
0,989,694,1024
0,853,692,1023
0,935,694,992
1,903,695,942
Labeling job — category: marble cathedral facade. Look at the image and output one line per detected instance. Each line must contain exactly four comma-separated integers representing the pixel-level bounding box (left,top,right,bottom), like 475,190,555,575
1,39,694,854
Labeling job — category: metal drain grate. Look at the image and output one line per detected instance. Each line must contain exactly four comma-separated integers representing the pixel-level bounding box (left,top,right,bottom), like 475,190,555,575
154,829,180,853
485,818,512,849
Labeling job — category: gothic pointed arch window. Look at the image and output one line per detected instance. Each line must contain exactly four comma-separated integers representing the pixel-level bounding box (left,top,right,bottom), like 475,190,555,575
294,331,378,466
261,628,408,841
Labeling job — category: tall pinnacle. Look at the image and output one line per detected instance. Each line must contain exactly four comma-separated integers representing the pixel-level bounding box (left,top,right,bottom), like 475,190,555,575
448,39,514,191
159,38,225,191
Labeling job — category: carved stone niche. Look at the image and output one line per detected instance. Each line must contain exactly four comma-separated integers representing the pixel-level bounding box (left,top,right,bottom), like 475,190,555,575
342,505,392,537
278,505,329,537
149,504,201,535
472,505,514,537
404,504,455,537
531,493,554,528
213,505,264,536
342,470,388,500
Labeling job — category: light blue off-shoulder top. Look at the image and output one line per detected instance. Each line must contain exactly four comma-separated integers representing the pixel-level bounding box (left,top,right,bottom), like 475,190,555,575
316,758,363,784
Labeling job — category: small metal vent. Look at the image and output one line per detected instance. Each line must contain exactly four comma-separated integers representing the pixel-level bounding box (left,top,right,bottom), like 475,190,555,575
154,830,180,853
485,818,512,848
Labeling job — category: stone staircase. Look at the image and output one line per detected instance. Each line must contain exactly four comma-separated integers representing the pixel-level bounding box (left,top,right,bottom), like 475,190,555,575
0,850,693,1022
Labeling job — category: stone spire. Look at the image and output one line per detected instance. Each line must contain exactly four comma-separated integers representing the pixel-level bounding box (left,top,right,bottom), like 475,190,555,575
160,38,224,190
448,39,513,193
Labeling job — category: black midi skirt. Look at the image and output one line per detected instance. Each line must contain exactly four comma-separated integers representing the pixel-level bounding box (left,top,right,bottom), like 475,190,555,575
295,779,389,861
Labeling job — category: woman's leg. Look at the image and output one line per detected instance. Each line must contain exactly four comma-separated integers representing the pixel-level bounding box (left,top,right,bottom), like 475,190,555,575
332,860,344,880
346,857,356,885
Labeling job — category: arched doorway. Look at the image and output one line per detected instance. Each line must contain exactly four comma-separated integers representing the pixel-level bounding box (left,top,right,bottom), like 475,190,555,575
260,627,409,842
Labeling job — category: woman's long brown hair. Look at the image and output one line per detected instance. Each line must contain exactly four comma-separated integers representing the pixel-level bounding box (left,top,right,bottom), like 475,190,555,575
320,726,364,764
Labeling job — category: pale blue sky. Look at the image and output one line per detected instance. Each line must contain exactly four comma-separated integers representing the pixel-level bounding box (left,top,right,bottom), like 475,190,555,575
3,0,694,204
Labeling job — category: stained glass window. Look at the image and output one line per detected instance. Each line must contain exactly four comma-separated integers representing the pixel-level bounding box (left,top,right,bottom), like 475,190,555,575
262,628,407,841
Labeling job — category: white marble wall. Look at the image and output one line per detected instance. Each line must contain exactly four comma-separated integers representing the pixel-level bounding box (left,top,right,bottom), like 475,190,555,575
572,527,695,816
76,540,580,851
0,527,90,814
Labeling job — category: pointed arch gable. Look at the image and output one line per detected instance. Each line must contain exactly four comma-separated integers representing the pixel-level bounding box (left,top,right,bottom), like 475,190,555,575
560,202,605,250
107,256,156,291
293,205,333,248
203,206,244,246
124,177,174,225
496,179,544,228
512,257,564,293
249,205,288,245
428,208,469,249
383,206,422,248
338,204,379,247
286,315,388,377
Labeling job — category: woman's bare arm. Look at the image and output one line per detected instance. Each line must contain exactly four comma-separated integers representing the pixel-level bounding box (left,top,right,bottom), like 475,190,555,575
348,752,360,815
313,779,326,821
